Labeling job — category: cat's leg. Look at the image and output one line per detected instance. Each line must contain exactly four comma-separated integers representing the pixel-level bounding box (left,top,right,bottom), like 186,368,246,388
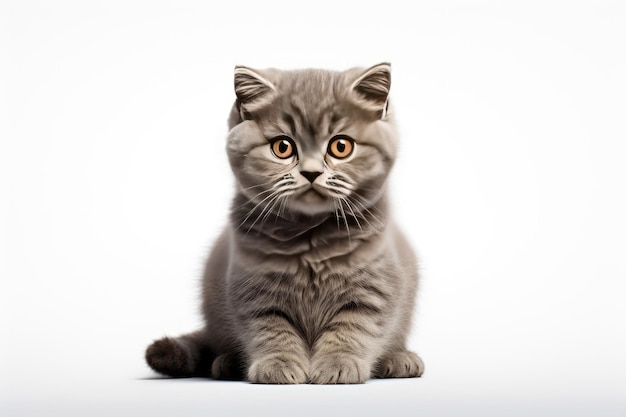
145,329,214,377
243,311,310,384
374,349,424,378
309,303,385,384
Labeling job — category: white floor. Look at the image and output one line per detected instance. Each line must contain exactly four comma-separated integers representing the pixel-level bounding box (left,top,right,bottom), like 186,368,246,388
1,329,624,417
2,371,624,417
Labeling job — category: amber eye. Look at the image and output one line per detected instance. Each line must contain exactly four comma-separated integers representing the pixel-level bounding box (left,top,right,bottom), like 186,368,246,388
271,136,296,159
327,135,355,159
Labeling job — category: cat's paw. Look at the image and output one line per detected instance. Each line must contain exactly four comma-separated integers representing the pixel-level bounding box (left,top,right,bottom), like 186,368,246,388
145,337,195,377
248,355,308,384
309,353,370,384
374,350,424,378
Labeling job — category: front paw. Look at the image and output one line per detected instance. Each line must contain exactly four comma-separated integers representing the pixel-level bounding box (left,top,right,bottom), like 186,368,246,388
310,353,370,384
374,350,424,378
248,355,308,384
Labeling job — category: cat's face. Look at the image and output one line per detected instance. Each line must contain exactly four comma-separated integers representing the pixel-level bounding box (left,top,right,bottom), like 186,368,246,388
226,64,397,217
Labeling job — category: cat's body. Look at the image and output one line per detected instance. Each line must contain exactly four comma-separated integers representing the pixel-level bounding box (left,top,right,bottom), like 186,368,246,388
146,64,424,383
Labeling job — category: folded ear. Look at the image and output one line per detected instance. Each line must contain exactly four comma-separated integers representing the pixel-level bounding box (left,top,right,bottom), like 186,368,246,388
350,63,391,117
234,66,277,115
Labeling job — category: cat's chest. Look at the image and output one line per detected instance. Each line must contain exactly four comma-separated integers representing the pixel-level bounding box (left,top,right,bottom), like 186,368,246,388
231,250,393,346
231,231,390,336
280,265,354,340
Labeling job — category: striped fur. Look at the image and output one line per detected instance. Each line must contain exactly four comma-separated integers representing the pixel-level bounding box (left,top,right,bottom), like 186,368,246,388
146,64,424,383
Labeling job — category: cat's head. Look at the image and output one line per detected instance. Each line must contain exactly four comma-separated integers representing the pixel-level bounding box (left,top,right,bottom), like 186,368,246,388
226,63,397,217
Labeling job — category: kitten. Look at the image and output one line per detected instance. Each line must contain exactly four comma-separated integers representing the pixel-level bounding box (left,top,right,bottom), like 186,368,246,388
145,63,424,384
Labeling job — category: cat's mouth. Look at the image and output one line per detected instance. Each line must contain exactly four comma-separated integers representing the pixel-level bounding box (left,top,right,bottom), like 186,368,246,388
288,184,336,212
299,186,326,200
303,183,349,200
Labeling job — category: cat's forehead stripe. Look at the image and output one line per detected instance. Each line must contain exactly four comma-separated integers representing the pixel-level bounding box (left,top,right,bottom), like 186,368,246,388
282,112,297,136
289,102,317,138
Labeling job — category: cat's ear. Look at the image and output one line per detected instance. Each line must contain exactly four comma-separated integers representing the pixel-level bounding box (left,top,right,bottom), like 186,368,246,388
350,63,391,118
234,66,277,115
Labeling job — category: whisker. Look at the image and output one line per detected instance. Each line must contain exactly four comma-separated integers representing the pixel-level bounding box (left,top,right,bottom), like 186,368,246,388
337,197,351,243
232,188,275,210
350,193,385,223
327,178,354,190
235,174,297,224
245,192,284,234
328,179,353,187
272,177,295,189
316,184,347,198
332,172,355,185
341,196,363,232
333,199,341,231
273,194,289,227
276,193,287,218
348,196,385,228
261,186,295,229
246,186,298,235
237,188,284,230
258,194,284,232
240,180,275,192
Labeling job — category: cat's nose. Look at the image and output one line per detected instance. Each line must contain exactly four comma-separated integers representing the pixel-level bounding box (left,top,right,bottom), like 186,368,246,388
300,171,322,183
299,157,323,183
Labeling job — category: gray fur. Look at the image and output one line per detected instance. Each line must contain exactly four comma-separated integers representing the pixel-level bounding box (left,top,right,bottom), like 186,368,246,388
146,63,424,384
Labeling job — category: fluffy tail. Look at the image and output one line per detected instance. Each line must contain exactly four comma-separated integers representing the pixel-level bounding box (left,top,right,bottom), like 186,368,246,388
145,330,213,377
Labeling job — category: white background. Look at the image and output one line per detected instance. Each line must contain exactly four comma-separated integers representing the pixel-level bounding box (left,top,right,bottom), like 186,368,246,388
1,1,625,416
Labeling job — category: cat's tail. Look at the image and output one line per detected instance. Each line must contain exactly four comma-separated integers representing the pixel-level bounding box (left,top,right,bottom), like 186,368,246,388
145,330,214,377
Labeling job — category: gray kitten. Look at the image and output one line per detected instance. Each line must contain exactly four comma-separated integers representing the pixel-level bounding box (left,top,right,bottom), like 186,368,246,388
145,63,424,384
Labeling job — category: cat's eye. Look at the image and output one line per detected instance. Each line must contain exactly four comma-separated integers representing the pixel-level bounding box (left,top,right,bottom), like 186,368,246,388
327,135,355,159
270,136,296,159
